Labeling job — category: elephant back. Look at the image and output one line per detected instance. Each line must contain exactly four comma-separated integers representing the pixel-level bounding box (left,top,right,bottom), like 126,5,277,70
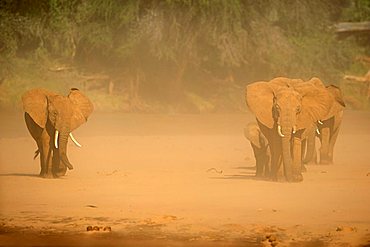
22,88,57,128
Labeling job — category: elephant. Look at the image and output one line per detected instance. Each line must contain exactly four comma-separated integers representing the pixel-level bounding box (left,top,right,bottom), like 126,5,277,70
244,122,270,178
303,83,346,164
245,77,334,182
22,88,93,178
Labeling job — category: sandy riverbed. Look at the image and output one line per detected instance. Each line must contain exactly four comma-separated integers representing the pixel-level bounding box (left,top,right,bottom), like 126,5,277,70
0,111,369,246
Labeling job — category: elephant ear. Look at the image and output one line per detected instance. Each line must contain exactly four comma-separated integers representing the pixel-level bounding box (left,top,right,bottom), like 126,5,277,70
325,85,345,119
295,82,333,129
246,81,275,129
68,88,94,131
22,88,55,128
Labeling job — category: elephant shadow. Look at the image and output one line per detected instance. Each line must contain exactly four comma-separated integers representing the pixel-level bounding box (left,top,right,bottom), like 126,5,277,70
0,173,43,178
209,166,270,181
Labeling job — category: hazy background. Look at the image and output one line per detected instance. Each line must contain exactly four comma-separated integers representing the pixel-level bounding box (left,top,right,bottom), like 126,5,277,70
0,0,369,112
1,2,370,245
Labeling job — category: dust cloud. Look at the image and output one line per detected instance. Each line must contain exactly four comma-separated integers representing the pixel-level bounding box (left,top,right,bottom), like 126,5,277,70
0,110,369,246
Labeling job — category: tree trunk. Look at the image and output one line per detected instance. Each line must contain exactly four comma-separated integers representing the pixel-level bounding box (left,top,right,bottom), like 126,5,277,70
128,69,146,111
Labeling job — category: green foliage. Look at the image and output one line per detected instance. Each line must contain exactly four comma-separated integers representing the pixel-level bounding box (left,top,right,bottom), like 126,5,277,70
0,11,32,57
0,57,68,109
1,0,369,112
341,0,370,21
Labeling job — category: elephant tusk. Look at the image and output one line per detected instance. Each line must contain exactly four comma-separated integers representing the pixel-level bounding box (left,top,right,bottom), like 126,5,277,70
316,128,321,135
318,120,323,125
292,126,297,134
54,130,59,149
69,133,82,147
277,125,285,137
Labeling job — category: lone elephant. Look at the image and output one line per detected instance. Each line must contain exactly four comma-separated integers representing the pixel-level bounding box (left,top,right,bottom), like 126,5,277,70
22,88,93,178
244,122,270,178
246,77,333,182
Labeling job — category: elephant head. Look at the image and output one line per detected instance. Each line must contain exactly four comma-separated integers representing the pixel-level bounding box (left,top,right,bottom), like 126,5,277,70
22,88,93,170
246,78,332,134
244,122,265,149
246,77,333,181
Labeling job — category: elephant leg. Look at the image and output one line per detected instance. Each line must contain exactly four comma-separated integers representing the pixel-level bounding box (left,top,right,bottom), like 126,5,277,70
303,129,317,165
276,155,284,179
319,127,331,164
24,113,46,176
252,144,264,177
313,148,317,164
257,152,270,178
52,150,67,177
270,152,279,181
36,140,46,176
40,130,53,178
328,126,340,163
300,139,307,172
301,139,307,162
263,148,271,178
270,141,282,181
56,165,67,177
52,150,60,174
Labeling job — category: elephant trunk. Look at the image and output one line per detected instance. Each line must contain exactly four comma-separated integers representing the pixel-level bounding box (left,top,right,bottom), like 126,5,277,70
57,131,74,170
278,106,298,181
281,127,293,181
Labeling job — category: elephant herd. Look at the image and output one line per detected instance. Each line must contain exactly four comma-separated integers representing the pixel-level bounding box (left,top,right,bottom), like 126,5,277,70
22,77,345,182
244,77,345,182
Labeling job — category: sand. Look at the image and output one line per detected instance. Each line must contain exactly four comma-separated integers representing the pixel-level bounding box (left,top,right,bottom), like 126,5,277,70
0,111,369,246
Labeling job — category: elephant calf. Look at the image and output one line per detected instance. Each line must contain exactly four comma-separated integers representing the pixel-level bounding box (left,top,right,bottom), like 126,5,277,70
22,88,93,178
244,122,270,178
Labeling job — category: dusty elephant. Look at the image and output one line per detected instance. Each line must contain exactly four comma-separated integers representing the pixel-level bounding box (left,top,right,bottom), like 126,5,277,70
244,122,270,178
22,88,94,178
246,77,333,182
303,82,346,164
